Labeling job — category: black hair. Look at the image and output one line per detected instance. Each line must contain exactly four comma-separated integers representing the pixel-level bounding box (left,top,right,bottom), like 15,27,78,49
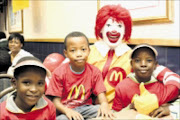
0,32,6,39
0,50,11,73
131,47,156,60
14,56,46,79
8,33,24,46
64,31,89,50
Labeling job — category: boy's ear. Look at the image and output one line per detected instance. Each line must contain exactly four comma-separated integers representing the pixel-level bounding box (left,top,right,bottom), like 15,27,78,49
154,61,158,70
20,43,23,48
130,60,134,71
11,78,17,89
130,60,133,66
63,49,68,58
87,47,90,56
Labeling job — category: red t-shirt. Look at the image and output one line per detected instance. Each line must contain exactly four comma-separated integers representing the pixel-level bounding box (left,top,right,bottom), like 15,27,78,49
45,63,106,108
0,97,56,120
112,77,179,111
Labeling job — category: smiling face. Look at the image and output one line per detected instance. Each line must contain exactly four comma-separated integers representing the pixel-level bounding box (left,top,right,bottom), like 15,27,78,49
8,38,23,54
101,18,125,48
14,67,46,112
131,48,157,83
64,36,90,72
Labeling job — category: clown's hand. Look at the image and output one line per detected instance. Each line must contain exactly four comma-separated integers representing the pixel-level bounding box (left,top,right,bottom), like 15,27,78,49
131,82,159,115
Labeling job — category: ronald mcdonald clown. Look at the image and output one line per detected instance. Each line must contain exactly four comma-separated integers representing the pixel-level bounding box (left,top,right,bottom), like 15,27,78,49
87,4,180,108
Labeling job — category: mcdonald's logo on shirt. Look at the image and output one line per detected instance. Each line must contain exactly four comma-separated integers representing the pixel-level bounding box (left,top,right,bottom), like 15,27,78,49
67,84,85,100
107,67,126,87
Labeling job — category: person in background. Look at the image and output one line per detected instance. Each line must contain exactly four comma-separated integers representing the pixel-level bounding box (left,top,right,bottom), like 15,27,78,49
7,33,33,76
45,31,114,120
0,56,56,120
112,44,179,118
0,50,11,74
0,31,9,51
0,32,6,40
0,50,12,94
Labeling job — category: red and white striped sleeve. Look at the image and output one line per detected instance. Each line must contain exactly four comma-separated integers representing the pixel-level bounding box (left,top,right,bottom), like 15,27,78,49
153,65,180,89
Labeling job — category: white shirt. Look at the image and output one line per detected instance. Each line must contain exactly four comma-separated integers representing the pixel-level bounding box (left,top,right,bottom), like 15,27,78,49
94,40,131,57
7,49,33,76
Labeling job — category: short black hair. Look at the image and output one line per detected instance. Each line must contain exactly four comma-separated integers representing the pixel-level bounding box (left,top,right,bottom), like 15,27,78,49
14,57,46,79
131,47,156,60
0,32,6,39
64,31,89,50
8,33,24,46
0,50,11,72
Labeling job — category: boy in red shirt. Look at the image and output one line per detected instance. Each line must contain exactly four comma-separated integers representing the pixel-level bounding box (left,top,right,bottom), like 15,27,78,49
45,31,114,120
0,56,56,120
112,44,179,118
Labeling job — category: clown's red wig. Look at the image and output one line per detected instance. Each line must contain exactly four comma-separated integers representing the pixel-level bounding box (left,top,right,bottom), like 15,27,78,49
95,4,132,42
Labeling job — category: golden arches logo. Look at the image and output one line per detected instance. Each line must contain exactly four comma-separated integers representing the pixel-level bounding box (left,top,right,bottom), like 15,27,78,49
109,71,123,81
67,85,85,100
107,67,127,87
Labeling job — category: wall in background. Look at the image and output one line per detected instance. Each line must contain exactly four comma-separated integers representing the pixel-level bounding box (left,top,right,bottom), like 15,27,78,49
0,0,179,45
23,42,180,75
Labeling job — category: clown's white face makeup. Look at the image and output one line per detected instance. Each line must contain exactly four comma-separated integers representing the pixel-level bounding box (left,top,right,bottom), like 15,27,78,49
101,18,125,48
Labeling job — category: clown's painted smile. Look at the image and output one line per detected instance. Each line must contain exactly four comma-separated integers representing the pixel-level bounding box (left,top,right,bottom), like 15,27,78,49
106,31,120,43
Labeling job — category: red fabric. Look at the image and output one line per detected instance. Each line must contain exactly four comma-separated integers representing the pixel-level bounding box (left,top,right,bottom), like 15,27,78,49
112,78,179,111
45,63,106,108
102,50,114,80
0,97,56,120
156,67,180,88
156,67,172,82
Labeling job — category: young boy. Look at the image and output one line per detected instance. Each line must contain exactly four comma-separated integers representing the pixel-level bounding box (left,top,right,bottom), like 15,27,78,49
112,44,179,117
45,31,114,120
0,56,56,120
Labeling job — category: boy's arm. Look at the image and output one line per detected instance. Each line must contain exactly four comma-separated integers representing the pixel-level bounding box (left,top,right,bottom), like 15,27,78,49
52,97,84,120
97,92,116,119
153,65,180,89
158,84,179,106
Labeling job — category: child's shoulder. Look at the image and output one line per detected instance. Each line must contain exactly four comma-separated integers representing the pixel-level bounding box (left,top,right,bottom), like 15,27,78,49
53,62,69,73
43,96,56,108
0,100,6,108
86,63,101,72
116,77,136,89
0,100,9,115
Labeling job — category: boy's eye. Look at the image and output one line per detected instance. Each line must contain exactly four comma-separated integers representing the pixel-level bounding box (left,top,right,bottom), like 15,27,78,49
107,24,111,27
147,59,153,62
70,49,75,52
38,81,45,86
22,81,30,86
135,59,140,63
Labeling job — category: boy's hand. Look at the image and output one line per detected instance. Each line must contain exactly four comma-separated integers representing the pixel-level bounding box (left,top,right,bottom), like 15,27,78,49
64,107,84,120
97,102,116,119
149,104,170,118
